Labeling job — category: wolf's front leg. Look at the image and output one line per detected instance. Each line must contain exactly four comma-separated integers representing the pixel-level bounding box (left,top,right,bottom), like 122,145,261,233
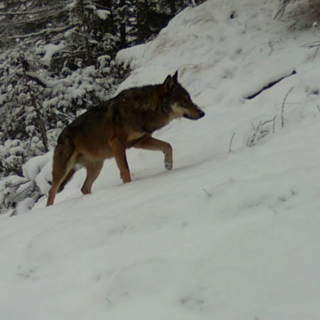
109,138,131,183
133,136,173,170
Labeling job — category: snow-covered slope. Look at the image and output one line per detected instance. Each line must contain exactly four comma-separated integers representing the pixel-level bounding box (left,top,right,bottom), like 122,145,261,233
2,0,320,319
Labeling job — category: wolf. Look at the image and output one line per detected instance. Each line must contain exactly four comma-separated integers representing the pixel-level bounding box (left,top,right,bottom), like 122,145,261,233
46,71,205,206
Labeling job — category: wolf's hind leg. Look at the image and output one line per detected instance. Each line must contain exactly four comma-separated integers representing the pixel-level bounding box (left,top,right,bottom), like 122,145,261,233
133,136,173,170
80,160,104,195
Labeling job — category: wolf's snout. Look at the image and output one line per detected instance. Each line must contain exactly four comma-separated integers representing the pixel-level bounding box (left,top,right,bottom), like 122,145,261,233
183,105,205,120
195,105,205,119
198,109,205,118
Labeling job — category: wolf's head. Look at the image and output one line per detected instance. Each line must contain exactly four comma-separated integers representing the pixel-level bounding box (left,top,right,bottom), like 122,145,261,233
163,71,205,121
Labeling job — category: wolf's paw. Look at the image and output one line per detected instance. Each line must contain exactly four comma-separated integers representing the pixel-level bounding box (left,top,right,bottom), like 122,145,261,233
165,161,173,170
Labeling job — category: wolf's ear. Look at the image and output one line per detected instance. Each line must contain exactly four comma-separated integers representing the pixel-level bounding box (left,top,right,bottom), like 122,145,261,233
172,70,178,84
163,74,175,93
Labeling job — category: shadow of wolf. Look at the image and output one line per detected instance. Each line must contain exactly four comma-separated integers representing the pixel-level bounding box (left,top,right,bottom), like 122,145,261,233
47,71,205,206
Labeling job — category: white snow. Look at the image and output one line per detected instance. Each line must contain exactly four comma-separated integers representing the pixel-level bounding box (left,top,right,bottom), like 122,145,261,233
2,0,320,319
96,9,110,20
22,153,52,181
66,0,77,11
40,43,66,66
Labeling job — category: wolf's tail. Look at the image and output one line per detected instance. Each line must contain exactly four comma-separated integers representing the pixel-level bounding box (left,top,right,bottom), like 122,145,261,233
47,138,77,206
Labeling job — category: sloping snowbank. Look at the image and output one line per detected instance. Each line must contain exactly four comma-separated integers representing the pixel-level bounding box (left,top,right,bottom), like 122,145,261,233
1,0,320,319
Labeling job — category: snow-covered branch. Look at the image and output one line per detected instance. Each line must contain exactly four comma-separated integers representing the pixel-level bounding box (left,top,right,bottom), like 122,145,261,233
0,5,65,16
26,72,72,89
5,24,79,40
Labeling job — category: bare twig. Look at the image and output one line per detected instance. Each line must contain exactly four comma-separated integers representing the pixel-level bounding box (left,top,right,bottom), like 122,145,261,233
229,132,235,153
202,189,212,197
10,210,17,217
247,115,277,147
260,116,277,127
268,40,274,56
281,87,294,128
274,0,298,19
303,41,320,49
